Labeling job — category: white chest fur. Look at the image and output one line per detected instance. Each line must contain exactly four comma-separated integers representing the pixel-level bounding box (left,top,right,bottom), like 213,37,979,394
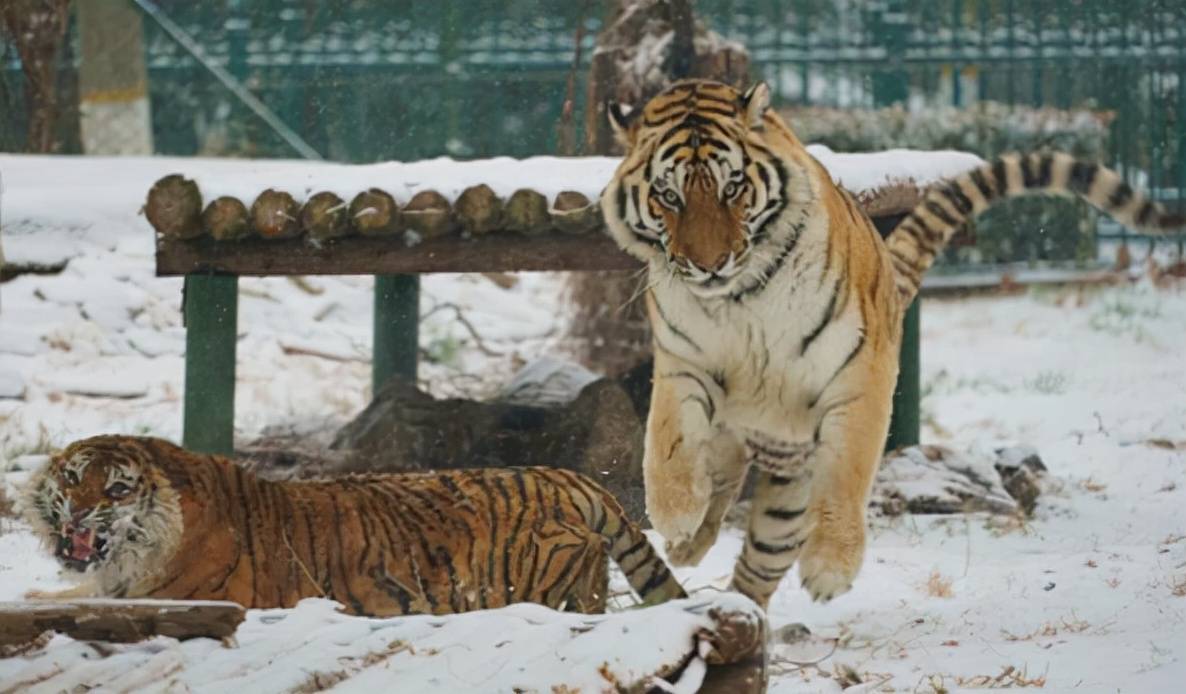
647,216,865,444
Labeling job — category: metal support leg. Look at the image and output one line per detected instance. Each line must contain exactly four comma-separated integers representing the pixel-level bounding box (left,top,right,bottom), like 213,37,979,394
182,274,238,454
373,274,420,394
887,299,920,450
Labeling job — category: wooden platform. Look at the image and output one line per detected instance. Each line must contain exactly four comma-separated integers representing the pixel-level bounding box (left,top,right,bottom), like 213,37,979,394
156,229,640,276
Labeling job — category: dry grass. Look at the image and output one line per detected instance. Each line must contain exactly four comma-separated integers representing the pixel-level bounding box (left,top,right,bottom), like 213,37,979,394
1078,477,1108,493
1002,615,1090,642
292,640,415,692
0,486,14,519
1170,576,1186,597
923,570,954,598
917,665,1047,692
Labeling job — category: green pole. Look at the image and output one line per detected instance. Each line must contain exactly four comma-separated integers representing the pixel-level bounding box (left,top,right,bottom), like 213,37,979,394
373,274,420,394
182,275,238,455
871,1,919,451
888,300,920,449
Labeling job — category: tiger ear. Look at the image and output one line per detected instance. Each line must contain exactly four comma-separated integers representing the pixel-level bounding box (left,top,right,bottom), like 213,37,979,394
740,82,771,129
606,101,638,148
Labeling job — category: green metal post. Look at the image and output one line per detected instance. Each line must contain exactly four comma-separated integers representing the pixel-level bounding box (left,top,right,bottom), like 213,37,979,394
872,1,919,451
888,300,921,449
182,275,238,455
373,274,420,395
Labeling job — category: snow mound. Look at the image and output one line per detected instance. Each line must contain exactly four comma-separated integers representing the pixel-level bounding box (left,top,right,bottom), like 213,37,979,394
0,594,762,693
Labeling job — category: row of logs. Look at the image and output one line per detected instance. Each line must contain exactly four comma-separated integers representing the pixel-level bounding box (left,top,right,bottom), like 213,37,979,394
144,174,604,242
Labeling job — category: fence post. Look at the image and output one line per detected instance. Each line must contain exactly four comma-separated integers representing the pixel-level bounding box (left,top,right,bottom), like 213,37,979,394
373,275,420,395
873,1,920,450
182,275,238,455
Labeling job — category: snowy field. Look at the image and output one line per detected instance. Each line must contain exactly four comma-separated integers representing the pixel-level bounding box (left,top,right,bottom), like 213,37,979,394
1,154,1185,692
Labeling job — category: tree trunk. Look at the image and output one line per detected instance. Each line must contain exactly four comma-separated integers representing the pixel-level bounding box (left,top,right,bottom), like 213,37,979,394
1,0,72,153
568,0,750,377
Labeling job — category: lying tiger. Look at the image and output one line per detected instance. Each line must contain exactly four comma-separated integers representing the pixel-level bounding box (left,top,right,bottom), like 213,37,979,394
601,79,1184,608
21,435,685,615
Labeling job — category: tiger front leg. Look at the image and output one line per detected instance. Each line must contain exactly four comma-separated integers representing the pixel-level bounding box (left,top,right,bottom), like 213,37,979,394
25,579,100,601
797,385,894,603
643,360,727,552
663,427,746,567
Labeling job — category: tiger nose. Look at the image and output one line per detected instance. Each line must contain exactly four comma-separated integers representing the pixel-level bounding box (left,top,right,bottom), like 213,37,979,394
709,251,730,271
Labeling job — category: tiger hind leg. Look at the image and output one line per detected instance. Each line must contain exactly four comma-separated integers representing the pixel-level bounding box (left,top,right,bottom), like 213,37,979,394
728,469,814,609
562,537,610,614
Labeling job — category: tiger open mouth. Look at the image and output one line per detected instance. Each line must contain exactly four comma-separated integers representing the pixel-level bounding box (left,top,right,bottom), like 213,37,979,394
55,525,110,572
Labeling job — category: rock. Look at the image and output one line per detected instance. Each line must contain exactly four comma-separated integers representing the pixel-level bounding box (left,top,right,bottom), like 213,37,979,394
994,445,1047,515
872,445,1019,516
316,358,649,520
497,355,600,407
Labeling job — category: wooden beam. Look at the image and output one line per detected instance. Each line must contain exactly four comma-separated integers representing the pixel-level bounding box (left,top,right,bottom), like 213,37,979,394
156,232,642,277
0,599,245,646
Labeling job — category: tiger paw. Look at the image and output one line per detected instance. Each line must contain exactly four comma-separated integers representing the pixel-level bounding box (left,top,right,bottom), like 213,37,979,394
664,534,714,567
643,452,712,547
797,532,863,603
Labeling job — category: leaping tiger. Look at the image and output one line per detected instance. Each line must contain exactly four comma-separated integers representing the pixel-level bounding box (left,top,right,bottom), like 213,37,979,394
20,435,686,615
600,79,1184,608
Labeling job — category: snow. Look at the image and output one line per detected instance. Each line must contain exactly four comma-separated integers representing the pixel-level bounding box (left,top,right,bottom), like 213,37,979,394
1,154,1184,691
0,595,759,693
0,147,980,254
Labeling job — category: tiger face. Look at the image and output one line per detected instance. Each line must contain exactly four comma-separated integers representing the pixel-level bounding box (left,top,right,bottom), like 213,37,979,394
22,437,182,582
602,80,806,299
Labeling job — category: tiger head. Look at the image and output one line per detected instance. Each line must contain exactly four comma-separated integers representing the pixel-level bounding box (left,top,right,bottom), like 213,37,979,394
22,436,183,587
601,79,815,299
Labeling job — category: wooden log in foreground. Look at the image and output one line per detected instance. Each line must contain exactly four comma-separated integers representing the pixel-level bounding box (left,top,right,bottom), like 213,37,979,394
0,599,246,647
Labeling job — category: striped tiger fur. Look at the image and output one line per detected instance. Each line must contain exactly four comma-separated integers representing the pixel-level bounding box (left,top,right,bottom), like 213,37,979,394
887,151,1185,301
20,435,685,615
600,79,1184,609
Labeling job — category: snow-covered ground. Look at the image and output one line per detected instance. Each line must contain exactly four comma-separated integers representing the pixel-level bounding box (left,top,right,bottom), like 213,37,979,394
1,154,1184,692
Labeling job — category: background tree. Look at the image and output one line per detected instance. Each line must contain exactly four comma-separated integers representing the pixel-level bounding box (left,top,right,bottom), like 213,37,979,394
1,0,71,153
567,0,749,377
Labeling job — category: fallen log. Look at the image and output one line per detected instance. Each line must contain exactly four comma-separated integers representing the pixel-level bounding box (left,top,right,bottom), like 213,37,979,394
0,599,246,647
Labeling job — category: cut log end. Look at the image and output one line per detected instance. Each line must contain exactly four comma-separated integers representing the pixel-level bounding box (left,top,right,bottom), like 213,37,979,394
455,184,504,235
349,188,401,236
301,191,351,241
403,189,456,239
551,191,600,235
250,189,302,239
504,188,551,235
146,174,204,239
202,196,250,241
